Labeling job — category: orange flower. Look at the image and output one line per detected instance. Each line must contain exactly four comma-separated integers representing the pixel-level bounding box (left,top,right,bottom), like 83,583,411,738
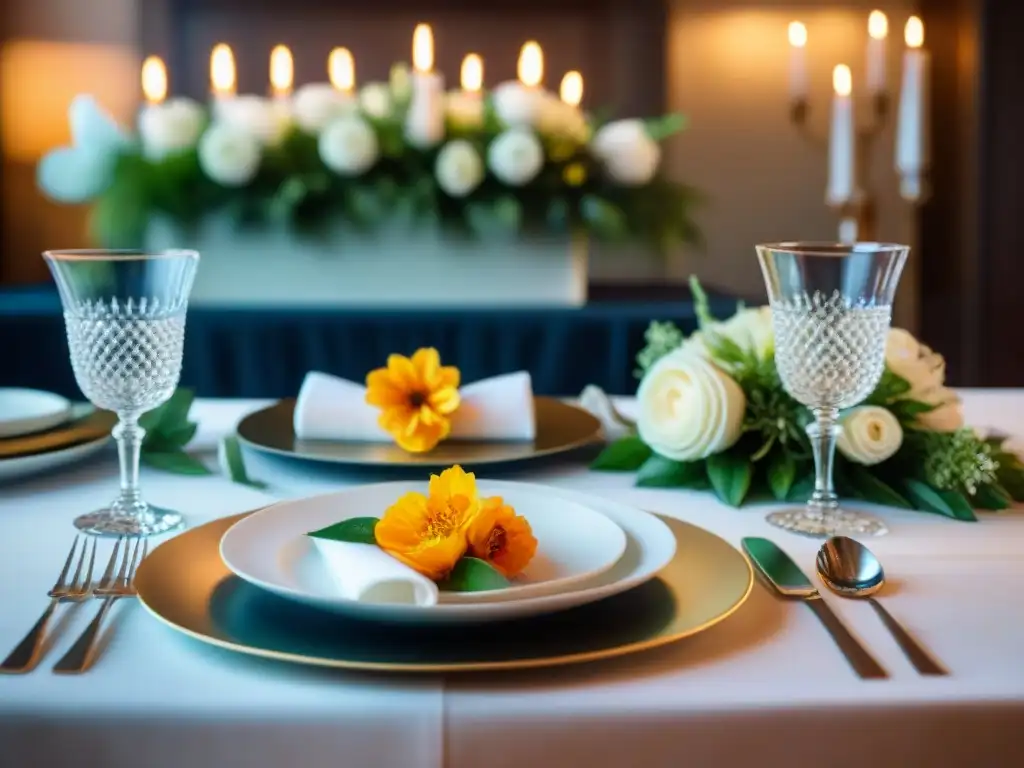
365,348,461,453
465,496,538,578
374,465,480,579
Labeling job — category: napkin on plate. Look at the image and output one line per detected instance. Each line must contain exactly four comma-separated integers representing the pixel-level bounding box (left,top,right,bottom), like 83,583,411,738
312,537,439,606
293,370,537,442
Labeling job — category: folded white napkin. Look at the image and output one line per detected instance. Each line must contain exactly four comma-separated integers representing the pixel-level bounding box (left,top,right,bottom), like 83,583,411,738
293,370,536,442
312,537,439,606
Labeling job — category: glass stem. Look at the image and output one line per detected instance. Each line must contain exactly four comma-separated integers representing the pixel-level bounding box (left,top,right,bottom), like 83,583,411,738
807,407,841,518
113,413,146,516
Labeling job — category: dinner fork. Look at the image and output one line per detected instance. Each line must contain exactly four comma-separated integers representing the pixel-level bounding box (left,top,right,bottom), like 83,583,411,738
53,536,147,674
0,535,97,673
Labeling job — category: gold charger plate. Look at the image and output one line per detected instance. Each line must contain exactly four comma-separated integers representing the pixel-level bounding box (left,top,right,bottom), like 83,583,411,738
0,407,115,460
135,512,753,673
236,397,602,467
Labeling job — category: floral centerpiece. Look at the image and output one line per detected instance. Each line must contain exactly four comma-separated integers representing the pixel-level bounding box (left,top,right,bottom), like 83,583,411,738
592,279,1024,520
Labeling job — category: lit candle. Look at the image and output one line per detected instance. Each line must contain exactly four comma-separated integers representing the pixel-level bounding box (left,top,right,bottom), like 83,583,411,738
827,64,856,206
270,44,293,100
896,16,930,197
141,56,167,106
787,22,808,102
406,23,445,148
560,71,583,107
518,41,544,89
210,43,236,101
329,47,355,94
461,53,483,96
866,11,888,96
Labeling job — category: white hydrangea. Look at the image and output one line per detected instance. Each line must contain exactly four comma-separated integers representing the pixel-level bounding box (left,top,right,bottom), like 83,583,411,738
198,123,261,186
138,97,205,159
318,115,379,176
487,128,544,186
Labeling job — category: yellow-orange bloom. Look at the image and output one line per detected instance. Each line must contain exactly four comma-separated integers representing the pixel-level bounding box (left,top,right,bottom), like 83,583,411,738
465,496,537,578
375,465,480,579
365,347,461,453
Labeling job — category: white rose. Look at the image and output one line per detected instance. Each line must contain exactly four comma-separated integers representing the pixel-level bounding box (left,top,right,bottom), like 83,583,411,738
318,114,379,176
138,98,205,159
435,140,484,197
885,328,945,399
215,95,289,147
837,406,904,465
491,82,544,128
681,306,774,360
591,119,661,186
198,123,261,186
636,351,746,462
445,92,484,130
292,84,356,134
916,388,965,432
487,128,544,186
359,83,393,120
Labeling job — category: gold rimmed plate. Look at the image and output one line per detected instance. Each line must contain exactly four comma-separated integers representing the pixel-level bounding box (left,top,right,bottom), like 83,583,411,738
236,398,601,468
0,405,115,460
135,507,753,674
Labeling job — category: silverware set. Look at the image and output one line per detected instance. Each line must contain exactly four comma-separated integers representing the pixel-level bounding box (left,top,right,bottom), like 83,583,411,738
743,536,947,679
0,535,147,675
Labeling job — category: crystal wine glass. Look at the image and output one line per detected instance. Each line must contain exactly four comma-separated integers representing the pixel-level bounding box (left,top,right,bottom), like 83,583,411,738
43,249,199,537
755,242,908,538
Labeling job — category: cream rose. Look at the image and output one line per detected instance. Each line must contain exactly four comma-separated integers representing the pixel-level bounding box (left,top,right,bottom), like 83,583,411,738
318,115,379,176
435,139,484,197
491,81,544,128
637,351,746,462
215,95,289,147
885,328,945,398
292,84,355,134
139,98,205,159
680,306,774,360
916,389,965,432
837,406,903,465
197,123,261,186
591,119,661,186
487,128,544,186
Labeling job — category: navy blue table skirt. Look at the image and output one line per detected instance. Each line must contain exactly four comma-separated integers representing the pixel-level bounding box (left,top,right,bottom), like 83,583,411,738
0,286,738,399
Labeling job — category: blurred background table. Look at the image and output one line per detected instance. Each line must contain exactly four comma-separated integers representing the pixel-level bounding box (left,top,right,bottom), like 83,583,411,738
0,283,741,398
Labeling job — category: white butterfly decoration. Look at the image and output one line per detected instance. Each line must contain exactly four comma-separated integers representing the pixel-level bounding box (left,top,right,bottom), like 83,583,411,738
37,95,130,203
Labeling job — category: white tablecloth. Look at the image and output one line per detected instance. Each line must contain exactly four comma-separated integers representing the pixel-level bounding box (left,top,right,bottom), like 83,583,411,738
2,391,1024,768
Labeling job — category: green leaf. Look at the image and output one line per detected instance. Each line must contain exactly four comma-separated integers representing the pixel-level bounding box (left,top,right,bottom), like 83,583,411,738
786,473,815,503
766,452,796,501
635,455,707,488
219,435,267,489
141,450,212,475
307,517,380,545
439,557,511,592
145,421,198,452
705,451,754,507
903,479,977,521
972,483,1013,511
845,465,913,509
645,113,688,141
590,436,652,471
140,388,195,433
993,452,1024,501
581,195,628,240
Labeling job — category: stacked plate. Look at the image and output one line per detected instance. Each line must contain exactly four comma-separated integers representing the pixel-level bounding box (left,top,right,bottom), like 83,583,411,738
0,389,114,482
135,481,755,673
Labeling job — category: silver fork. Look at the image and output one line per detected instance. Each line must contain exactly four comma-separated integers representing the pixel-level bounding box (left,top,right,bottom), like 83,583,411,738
53,536,147,674
0,536,97,673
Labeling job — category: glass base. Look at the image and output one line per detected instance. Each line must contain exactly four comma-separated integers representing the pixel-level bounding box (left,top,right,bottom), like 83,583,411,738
766,507,888,538
74,505,185,537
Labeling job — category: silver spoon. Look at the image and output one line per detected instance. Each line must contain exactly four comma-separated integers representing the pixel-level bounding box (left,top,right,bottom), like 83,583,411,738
817,536,947,676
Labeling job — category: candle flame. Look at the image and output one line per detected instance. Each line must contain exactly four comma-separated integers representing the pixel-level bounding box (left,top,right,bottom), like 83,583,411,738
518,41,543,88
270,44,293,94
905,16,924,48
833,64,852,96
460,54,483,92
560,71,583,107
210,43,236,95
329,47,355,91
788,21,807,48
141,55,167,105
413,23,434,73
868,11,888,40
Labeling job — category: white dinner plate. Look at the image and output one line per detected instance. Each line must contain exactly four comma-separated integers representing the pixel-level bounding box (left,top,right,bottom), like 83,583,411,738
0,435,109,482
220,480,676,624
0,388,72,438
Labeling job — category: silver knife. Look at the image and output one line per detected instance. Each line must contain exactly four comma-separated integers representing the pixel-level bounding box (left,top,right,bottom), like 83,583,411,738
742,537,888,680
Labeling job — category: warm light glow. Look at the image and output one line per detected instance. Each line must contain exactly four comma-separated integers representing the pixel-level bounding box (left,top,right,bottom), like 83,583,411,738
141,55,167,105
329,47,355,91
560,71,583,107
788,21,807,48
905,16,924,48
270,44,293,95
868,11,888,40
833,64,852,96
460,54,483,92
413,23,434,73
210,43,236,95
518,41,543,88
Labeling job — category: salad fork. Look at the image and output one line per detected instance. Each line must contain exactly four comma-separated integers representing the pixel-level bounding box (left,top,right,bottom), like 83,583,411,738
53,536,147,674
1,535,97,673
